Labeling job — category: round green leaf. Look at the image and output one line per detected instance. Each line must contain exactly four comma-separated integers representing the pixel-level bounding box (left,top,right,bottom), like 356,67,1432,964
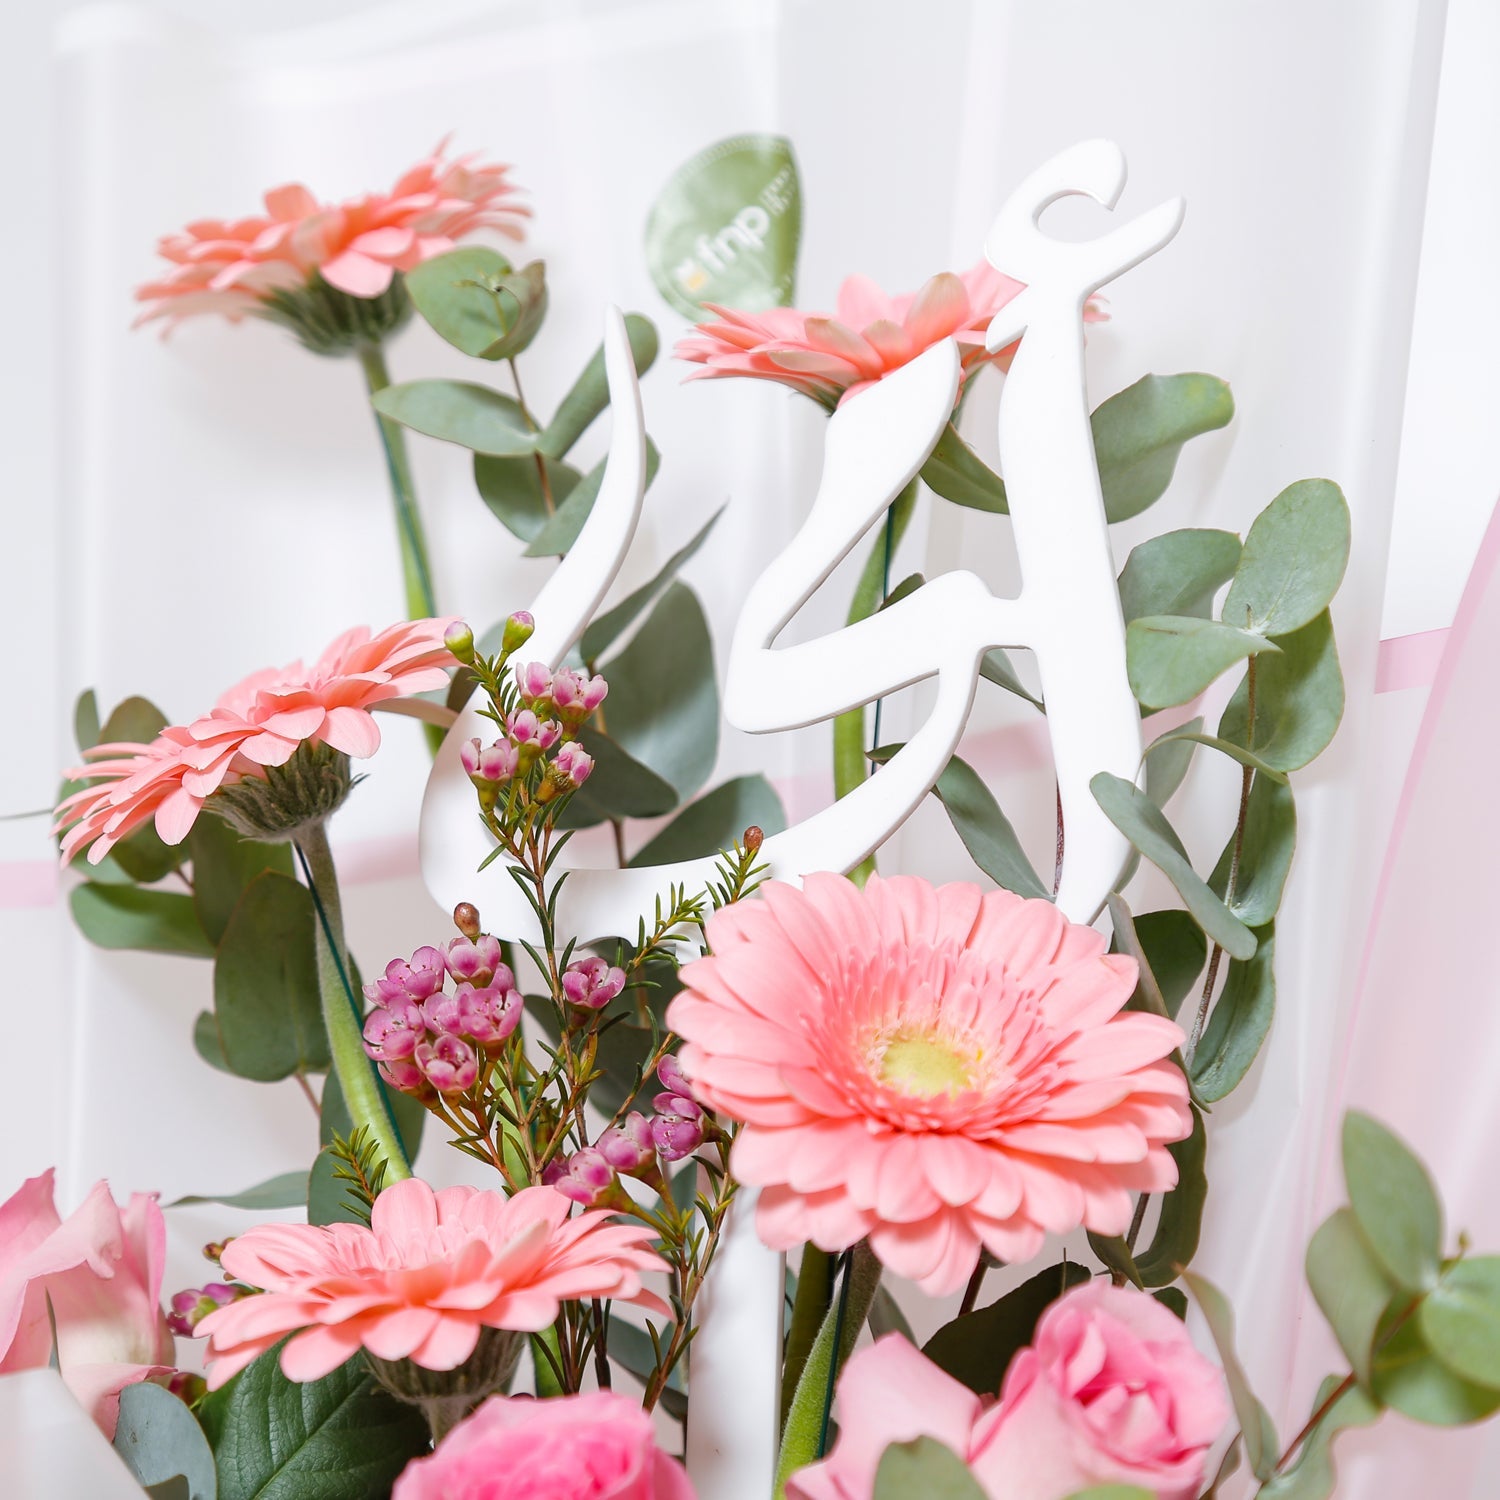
474,451,581,543
1342,1111,1443,1292
525,438,662,558
1218,610,1344,771
921,423,1008,513
71,883,213,957
873,1438,989,1500
1223,479,1350,637
1127,615,1277,710
170,1171,309,1212
1142,717,1202,809
187,816,294,947
1092,373,1235,523
628,774,786,867
369,379,534,456
1118,528,1242,623
645,133,802,320
1183,1271,1280,1479
1128,908,1208,1018
1372,1313,1500,1426
73,687,102,752
212,872,327,1082
1209,773,1296,928
1421,1257,1500,1389
536,315,660,462
557,727,680,828
1135,1104,1207,1286
1191,926,1275,1102
1305,1208,1398,1385
403,245,514,356
113,1381,217,1500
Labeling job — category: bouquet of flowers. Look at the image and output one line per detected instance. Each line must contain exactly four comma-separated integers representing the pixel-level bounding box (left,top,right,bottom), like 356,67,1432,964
10,137,1500,1500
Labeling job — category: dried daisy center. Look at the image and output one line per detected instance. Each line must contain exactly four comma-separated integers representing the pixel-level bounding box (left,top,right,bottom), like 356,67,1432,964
874,1031,977,1099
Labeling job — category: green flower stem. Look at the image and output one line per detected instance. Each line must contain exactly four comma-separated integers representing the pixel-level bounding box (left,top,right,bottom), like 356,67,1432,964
296,820,412,1184
356,341,438,623
779,1249,835,1433
774,1242,882,1499
833,483,917,888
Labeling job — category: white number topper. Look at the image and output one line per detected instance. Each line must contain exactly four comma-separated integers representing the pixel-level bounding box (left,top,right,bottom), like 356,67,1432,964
419,139,1183,1500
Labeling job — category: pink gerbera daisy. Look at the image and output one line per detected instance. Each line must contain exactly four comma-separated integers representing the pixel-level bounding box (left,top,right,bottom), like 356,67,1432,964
135,139,528,327
197,1179,668,1388
54,618,456,863
674,263,1106,408
668,875,1190,1296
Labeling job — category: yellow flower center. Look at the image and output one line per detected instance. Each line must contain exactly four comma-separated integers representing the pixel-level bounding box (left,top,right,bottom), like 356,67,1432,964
877,1034,975,1099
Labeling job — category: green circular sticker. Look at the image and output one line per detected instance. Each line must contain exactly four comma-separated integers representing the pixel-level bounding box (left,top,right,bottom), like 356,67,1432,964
645,133,802,320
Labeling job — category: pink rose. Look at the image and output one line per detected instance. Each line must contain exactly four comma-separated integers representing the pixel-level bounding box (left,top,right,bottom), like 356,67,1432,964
791,1284,1228,1500
393,1390,697,1500
0,1170,176,1436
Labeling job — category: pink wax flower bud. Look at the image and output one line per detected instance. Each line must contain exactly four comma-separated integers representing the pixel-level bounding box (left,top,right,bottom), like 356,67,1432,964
455,982,523,1047
444,620,476,665
154,1369,207,1406
422,988,467,1037
416,1035,480,1094
553,1147,617,1206
652,1108,705,1163
551,669,609,728
501,611,535,654
362,1000,424,1062
167,1282,241,1338
653,1091,703,1123
515,661,554,705
386,947,447,1002
363,974,407,1008
597,1113,656,1174
561,955,627,1010
552,741,595,788
379,1056,428,1094
446,934,506,987
460,737,519,785
657,1054,696,1103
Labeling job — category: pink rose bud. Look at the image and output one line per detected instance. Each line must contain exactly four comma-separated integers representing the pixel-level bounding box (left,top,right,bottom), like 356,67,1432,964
596,1113,656,1173
379,1056,427,1094
553,1147,617,1206
561,955,627,1010
416,1035,479,1093
421,988,467,1037
444,620,476,664
455,982,523,1046
445,934,507,987
501,611,535,654
362,1000,424,1061
515,661,554,704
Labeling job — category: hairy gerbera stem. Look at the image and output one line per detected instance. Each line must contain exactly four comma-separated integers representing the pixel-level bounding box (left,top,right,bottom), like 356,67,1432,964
356,341,439,622
296,821,412,1185
834,482,917,887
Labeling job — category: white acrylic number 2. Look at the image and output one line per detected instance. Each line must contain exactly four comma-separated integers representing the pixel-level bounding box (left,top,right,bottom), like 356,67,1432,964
419,138,1182,934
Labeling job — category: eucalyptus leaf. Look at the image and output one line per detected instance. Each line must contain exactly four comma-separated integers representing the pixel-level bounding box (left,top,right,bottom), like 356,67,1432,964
1090,773,1257,960
74,687,101,751
595,582,718,801
1306,1207,1398,1386
1061,1489,1155,1500
474,451,581,543
1127,615,1277,710
581,506,724,663
558,728,680,826
193,1011,230,1073
1209,775,1296,927
197,1342,428,1500
1191,927,1275,1101
403,245,514,357
1130,909,1208,1018
213,872,327,1082
109,822,186,885
537,314,659,460
188,816,294,947
1135,1103,1207,1286
873,1438,989,1500
607,1314,686,1400
1371,1312,1500,1426
1118,528,1242,623
171,1171,310,1212
1342,1111,1443,1293
525,439,662,557
920,422,1008,512
71,883,214,957
370,379,534,456
1257,1376,1380,1500
1183,1271,1279,1479
1223,479,1351,637
113,1381,217,1500
1088,1233,1143,1287
1146,730,1289,783
1092,373,1235,524
980,648,1044,710
478,260,549,361
1218,610,1344,772
628,775,786,866
1420,1257,1500,1390
922,1260,1091,1395
100,693,170,746
1143,717,1202,809
868,1283,916,1343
